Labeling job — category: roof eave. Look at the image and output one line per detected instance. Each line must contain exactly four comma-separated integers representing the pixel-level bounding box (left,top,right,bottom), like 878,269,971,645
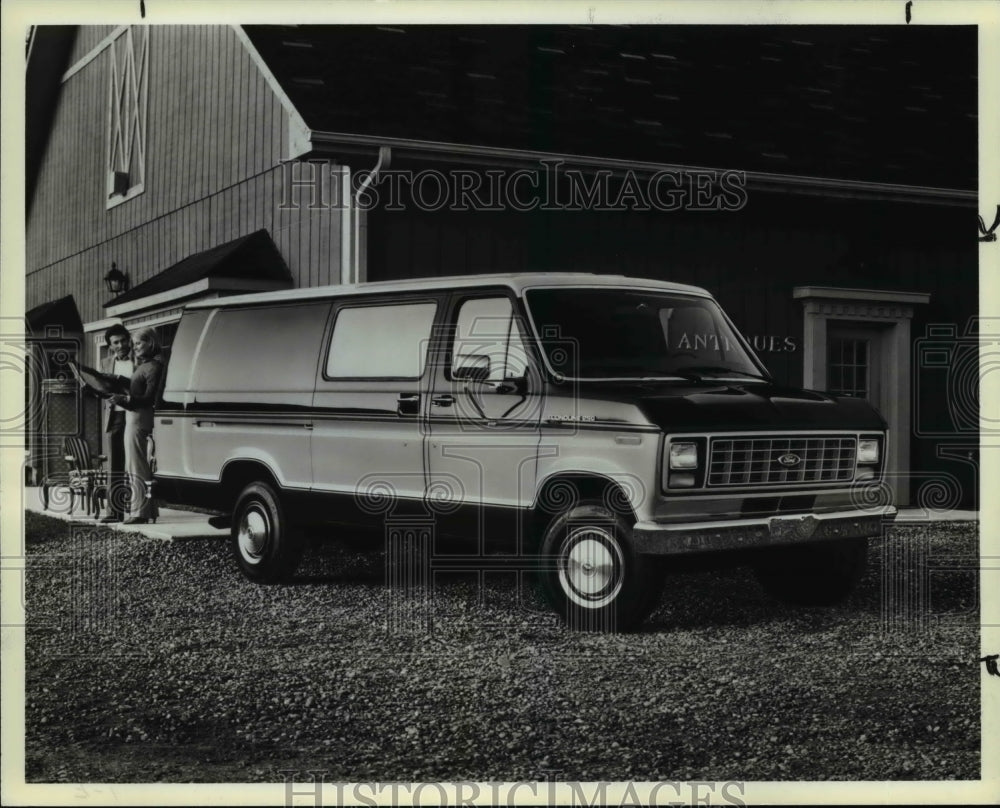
305,130,976,208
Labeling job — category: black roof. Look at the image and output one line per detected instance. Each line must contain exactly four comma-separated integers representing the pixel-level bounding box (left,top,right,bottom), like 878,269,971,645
26,26,76,213
244,24,976,190
27,294,83,334
105,229,292,307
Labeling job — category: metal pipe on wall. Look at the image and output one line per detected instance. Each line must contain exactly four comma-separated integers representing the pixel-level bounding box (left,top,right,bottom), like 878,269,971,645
350,146,392,284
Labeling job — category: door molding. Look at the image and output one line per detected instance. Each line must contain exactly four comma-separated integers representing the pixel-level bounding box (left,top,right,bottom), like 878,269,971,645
794,286,930,506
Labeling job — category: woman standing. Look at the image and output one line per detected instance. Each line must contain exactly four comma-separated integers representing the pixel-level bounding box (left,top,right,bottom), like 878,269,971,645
110,327,165,525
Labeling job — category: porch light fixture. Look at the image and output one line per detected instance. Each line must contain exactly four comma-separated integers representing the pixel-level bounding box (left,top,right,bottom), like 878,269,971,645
104,262,129,295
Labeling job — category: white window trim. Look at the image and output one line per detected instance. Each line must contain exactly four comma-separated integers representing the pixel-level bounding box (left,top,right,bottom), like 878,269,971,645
62,26,129,82
123,310,185,330
105,26,149,210
86,311,185,366
83,316,123,334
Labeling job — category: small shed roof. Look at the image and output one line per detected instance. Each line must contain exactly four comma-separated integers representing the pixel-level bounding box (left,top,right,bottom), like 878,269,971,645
105,229,293,309
27,294,83,335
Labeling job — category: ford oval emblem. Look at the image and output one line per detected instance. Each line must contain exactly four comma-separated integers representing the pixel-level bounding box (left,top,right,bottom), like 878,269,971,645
777,453,801,468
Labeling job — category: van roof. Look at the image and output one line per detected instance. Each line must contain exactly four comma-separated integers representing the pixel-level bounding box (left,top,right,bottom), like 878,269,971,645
186,272,713,310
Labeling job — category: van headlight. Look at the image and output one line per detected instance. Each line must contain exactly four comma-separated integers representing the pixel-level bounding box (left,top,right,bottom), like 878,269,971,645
669,442,699,470
857,439,880,465
664,438,706,491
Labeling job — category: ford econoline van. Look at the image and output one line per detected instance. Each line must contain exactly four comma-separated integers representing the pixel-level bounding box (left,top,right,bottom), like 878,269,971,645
154,273,895,630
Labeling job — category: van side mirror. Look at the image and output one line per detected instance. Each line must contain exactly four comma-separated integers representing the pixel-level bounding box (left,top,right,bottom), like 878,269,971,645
453,354,490,382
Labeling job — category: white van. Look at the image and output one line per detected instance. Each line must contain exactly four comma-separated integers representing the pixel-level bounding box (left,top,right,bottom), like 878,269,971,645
155,273,895,630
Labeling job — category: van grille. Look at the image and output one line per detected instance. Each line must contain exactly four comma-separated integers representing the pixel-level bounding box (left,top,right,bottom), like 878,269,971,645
707,435,857,488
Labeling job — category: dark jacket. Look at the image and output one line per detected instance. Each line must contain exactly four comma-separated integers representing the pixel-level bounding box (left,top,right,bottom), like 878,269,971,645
101,352,133,433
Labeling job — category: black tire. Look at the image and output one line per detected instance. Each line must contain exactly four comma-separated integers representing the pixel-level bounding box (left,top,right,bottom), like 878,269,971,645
538,501,663,632
230,482,303,583
753,537,869,606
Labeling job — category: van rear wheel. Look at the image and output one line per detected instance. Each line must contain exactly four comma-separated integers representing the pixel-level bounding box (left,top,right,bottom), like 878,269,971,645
231,482,303,582
539,502,663,632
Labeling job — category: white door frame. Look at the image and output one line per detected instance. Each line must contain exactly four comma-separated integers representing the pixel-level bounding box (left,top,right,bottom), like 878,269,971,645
794,286,930,507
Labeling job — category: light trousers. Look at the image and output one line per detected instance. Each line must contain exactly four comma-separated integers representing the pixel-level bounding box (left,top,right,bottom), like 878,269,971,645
124,411,157,520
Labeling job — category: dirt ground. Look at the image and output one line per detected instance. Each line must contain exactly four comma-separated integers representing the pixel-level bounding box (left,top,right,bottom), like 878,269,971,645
22,512,980,783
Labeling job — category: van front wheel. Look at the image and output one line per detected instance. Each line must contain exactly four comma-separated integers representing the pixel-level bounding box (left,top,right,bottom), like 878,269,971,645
539,502,663,632
231,482,303,583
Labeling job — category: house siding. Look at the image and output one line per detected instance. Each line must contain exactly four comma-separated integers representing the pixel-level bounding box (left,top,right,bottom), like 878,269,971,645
65,25,118,66
27,24,340,327
366,189,978,508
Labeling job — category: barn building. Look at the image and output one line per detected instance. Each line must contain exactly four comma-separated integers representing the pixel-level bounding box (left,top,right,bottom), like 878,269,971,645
24,24,979,508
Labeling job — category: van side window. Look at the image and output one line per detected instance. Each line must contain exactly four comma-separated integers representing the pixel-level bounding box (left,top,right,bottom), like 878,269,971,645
194,303,330,392
451,297,529,381
163,309,210,392
326,302,437,378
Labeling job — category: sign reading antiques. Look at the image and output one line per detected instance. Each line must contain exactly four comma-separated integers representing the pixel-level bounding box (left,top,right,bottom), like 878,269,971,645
675,333,799,353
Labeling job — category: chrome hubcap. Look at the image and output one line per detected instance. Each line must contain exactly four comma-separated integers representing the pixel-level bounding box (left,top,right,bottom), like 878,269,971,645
558,527,624,609
238,508,269,563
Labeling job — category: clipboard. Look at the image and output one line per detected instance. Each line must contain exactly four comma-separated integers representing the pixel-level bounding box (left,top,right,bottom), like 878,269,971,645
68,360,131,397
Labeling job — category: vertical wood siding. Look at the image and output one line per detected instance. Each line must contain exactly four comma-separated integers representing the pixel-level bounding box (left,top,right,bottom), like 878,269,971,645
367,193,975,396
27,25,342,324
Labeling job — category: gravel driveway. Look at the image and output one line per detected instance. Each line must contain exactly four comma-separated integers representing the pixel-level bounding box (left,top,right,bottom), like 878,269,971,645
23,512,979,783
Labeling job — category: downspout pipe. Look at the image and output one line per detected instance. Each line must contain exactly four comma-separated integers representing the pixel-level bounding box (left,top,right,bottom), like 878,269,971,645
339,165,351,285
351,145,392,283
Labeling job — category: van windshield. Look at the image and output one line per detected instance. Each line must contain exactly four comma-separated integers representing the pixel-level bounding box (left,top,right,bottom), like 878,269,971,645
524,288,766,380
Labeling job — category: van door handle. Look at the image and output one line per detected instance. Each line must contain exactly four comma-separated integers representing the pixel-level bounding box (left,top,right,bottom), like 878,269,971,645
397,393,420,416
485,378,526,395
432,394,454,407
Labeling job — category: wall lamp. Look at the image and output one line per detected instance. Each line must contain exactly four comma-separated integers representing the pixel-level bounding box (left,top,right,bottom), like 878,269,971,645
104,262,129,295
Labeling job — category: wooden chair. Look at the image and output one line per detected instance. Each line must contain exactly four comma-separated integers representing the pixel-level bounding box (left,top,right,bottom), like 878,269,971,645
62,436,108,518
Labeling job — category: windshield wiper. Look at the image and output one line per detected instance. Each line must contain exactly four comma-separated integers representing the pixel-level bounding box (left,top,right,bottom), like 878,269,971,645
674,365,767,380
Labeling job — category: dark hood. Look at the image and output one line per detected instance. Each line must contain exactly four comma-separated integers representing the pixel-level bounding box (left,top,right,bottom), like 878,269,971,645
585,380,887,432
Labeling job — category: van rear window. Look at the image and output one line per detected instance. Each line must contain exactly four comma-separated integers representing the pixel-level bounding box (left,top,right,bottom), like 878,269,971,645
193,303,330,392
326,302,437,379
163,310,210,393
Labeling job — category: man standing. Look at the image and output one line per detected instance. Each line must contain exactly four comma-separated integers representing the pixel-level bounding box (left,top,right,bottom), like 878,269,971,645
100,324,132,522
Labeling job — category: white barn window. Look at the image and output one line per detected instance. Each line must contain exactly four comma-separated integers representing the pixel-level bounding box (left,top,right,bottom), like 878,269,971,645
106,26,148,207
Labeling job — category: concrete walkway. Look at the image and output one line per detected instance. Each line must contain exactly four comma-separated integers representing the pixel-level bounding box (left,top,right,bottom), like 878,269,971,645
21,486,978,542
22,486,228,541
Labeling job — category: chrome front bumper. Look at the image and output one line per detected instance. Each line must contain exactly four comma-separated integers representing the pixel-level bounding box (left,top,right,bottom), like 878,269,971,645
633,507,897,556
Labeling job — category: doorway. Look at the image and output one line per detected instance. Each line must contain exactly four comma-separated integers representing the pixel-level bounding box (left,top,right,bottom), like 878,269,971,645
826,323,887,417
794,286,931,507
